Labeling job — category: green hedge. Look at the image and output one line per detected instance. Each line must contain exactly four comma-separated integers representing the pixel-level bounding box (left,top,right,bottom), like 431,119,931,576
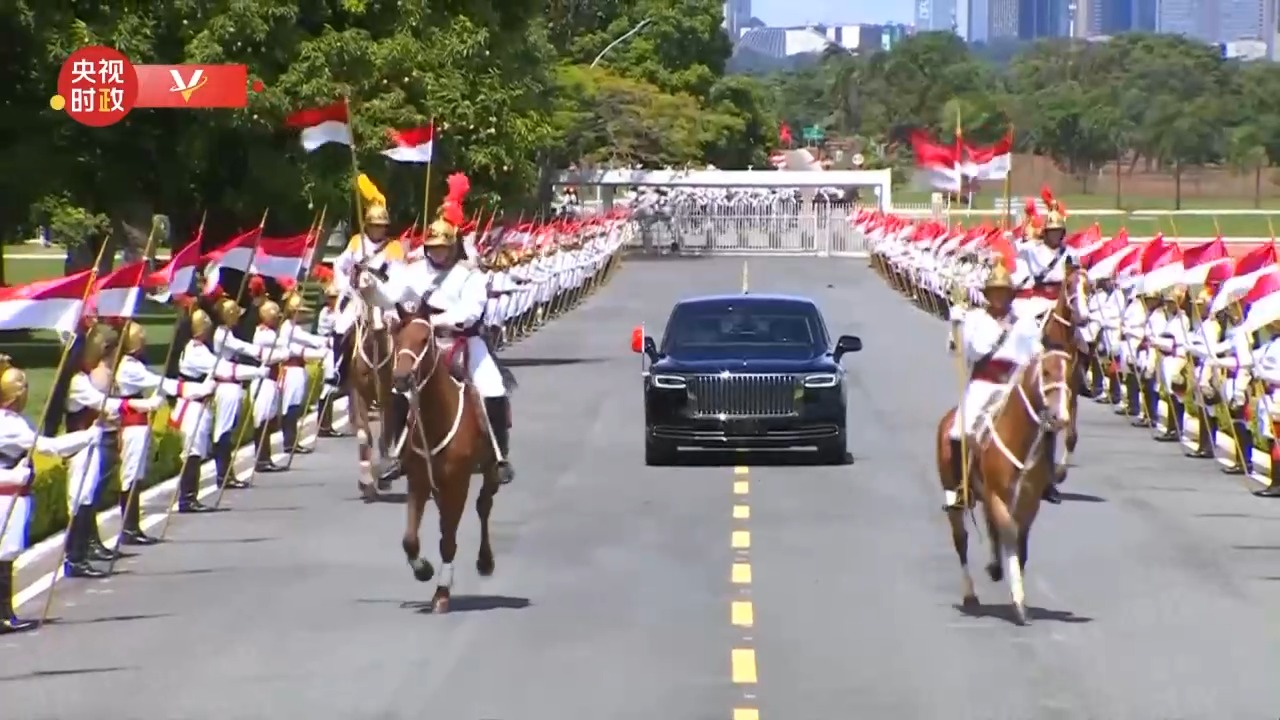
25,363,323,543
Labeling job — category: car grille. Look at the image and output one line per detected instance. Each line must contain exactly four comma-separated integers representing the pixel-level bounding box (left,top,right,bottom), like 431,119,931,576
688,374,800,417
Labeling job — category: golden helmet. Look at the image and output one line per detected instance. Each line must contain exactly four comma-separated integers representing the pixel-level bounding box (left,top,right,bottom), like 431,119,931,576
190,307,214,337
424,217,457,248
0,354,28,411
1164,285,1187,303
213,296,242,326
259,299,281,327
984,264,1015,291
365,204,390,227
1195,286,1214,305
1045,208,1066,230
121,320,146,355
282,290,304,316
82,324,117,368
323,282,340,299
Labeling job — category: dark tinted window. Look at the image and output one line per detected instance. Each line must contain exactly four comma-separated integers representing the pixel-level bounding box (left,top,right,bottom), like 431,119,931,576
662,299,827,354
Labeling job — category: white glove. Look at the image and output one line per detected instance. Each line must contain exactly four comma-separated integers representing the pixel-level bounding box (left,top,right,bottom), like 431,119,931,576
251,366,272,380
357,273,373,290
129,394,164,413
195,378,218,398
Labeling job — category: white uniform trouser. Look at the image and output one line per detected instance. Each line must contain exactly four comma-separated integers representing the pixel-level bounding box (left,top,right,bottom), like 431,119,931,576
282,366,308,410
66,443,103,514
1207,370,1250,407
250,376,283,427
460,335,506,398
948,379,1007,440
0,467,32,560
172,398,213,457
1257,388,1280,441
213,383,244,443
120,423,151,492
321,340,338,399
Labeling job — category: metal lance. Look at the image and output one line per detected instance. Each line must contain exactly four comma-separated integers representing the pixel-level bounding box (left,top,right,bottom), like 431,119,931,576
157,209,271,541
105,212,207,576
0,236,115,579
41,222,160,624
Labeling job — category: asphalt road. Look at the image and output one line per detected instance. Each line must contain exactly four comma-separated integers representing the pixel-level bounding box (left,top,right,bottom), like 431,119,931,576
3,256,1280,719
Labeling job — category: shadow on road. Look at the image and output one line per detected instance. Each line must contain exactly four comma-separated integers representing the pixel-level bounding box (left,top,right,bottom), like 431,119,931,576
0,666,136,683
954,602,1093,626
1058,491,1106,503
503,357,608,368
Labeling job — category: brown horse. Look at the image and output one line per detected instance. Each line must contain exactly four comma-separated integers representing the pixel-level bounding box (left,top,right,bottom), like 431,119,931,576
1043,269,1093,480
344,313,397,500
390,306,502,614
935,348,1074,624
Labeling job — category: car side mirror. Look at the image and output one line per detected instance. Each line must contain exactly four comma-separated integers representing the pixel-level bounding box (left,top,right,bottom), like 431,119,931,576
642,336,660,362
833,334,862,361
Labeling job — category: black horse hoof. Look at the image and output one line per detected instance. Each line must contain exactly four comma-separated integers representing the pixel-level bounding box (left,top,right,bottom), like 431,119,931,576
412,562,435,583
476,554,495,577
961,594,979,609
986,562,1004,582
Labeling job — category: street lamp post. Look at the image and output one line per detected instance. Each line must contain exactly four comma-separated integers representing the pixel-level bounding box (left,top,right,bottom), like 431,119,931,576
590,18,654,68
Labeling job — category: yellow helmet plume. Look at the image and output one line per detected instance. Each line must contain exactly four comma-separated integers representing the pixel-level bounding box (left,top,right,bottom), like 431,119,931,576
357,173,386,208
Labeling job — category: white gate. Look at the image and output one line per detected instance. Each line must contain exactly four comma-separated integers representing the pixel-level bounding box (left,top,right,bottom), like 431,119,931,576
626,199,870,257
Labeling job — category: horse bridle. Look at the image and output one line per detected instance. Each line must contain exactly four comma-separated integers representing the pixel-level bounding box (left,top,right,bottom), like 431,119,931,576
982,349,1074,473
390,318,467,491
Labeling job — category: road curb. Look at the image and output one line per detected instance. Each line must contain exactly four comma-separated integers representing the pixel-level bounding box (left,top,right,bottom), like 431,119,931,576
12,398,351,609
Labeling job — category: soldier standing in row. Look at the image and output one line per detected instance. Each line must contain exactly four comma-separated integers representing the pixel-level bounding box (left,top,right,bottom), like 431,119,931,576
0,355,104,633
112,320,164,545
277,284,329,454
315,279,346,437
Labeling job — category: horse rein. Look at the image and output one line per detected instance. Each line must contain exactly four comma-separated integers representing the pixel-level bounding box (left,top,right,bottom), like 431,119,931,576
392,317,467,468
981,349,1073,473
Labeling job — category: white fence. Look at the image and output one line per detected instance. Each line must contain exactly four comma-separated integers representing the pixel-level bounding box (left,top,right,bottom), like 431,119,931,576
624,199,868,256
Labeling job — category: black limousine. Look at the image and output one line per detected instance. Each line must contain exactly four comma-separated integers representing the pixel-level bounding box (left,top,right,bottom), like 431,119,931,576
632,293,862,465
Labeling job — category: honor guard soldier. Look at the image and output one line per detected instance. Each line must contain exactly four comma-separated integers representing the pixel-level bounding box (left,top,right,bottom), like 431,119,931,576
62,324,164,577
0,355,105,633
276,282,329,453
1012,190,1073,323
209,285,290,483
1120,287,1161,424
314,273,346,437
330,174,405,340
1149,285,1193,441
167,293,270,509
1246,318,1280,496
1197,292,1256,473
111,320,165,545
247,277,289,473
946,260,1041,508
363,173,516,485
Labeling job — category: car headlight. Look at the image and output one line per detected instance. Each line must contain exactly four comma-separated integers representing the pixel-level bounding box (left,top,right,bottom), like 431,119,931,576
652,374,687,389
803,373,839,388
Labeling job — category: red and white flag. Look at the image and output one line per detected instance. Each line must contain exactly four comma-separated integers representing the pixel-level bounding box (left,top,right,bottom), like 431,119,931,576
908,129,960,192
382,125,434,164
963,132,1013,180
205,229,310,281
147,236,204,302
284,101,352,152
1242,270,1280,334
91,260,148,318
0,270,95,334
1180,237,1231,286
1213,242,1277,312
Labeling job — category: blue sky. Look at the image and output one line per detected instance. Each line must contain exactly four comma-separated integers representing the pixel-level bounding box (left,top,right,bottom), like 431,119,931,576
751,0,914,26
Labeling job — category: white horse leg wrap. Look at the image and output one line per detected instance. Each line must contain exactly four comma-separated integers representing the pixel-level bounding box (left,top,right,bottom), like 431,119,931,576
438,562,454,589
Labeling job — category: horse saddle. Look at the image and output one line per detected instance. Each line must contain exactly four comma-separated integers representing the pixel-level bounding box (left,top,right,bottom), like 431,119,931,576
436,334,471,383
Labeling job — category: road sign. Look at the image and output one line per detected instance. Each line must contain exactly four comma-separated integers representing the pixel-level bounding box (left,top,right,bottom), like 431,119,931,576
802,125,825,141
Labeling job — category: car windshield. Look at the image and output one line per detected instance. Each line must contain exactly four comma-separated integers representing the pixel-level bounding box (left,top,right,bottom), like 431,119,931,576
662,300,825,356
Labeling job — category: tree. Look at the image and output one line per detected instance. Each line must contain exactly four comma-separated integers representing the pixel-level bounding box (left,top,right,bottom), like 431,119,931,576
1227,125,1271,209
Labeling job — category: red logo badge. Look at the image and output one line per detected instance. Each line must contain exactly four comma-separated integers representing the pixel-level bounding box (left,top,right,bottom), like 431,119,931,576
53,46,139,127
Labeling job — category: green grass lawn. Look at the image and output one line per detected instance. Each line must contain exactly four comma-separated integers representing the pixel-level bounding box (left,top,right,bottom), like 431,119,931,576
891,192,1280,237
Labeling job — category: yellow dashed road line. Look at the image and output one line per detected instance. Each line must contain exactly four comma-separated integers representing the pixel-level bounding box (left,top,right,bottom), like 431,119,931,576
731,465,758,718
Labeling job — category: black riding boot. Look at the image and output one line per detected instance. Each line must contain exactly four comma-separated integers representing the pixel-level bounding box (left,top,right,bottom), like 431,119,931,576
1156,397,1182,441
946,438,966,509
483,397,515,485
1227,417,1255,476
255,424,284,473
375,394,408,485
1189,408,1216,458
119,490,157,546
85,508,116,562
283,406,310,455
0,560,36,634
177,456,214,513
1041,432,1062,504
63,507,107,578
1260,453,1280,496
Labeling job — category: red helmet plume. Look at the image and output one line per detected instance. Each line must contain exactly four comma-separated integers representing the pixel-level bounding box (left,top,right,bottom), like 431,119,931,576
248,275,266,297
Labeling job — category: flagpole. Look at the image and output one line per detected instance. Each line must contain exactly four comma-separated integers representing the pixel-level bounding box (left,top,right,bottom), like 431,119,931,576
344,96,365,239
1003,124,1014,231
104,210,206,576
421,118,436,232
42,221,162,625
158,209,270,541
0,236,116,568
286,206,331,463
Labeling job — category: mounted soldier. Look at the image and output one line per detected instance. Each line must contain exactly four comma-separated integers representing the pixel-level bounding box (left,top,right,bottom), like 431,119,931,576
359,172,516,491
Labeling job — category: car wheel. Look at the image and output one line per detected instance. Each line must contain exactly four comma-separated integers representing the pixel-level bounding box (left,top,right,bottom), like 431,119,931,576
817,430,848,465
645,438,679,466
